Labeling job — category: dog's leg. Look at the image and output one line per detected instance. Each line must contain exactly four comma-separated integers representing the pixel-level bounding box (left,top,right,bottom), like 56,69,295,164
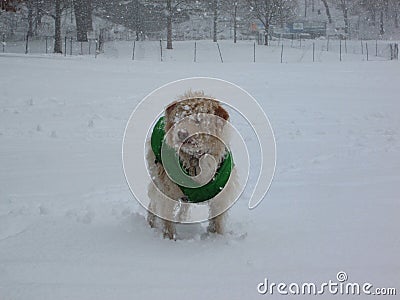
163,220,176,240
147,203,157,228
206,169,238,235
207,194,228,235
207,212,226,234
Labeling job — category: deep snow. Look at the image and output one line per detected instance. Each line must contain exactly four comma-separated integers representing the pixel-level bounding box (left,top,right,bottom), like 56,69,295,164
0,41,399,300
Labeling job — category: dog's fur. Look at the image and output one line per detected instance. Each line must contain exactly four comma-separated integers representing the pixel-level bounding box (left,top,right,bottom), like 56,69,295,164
146,91,237,240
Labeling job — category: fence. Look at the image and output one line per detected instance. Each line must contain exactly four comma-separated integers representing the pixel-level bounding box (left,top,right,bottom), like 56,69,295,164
1,34,102,57
127,38,399,64
1,35,399,64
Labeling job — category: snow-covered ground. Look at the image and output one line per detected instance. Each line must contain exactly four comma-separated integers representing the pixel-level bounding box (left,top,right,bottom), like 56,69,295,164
2,38,397,63
0,42,399,299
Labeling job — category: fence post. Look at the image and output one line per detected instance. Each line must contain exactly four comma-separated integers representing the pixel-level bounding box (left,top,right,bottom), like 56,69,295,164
375,39,378,56
160,39,163,62
64,36,67,56
313,42,315,62
366,42,369,61
361,39,363,55
217,42,223,63
390,44,393,60
132,40,135,60
80,41,83,55
70,37,73,55
2,33,5,53
339,38,342,61
194,41,196,62
280,44,283,63
327,36,329,51
253,41,256,63
389,43,398,60
88,40,91,55
25,32,29,54
95,39,98,58
45,36,48,54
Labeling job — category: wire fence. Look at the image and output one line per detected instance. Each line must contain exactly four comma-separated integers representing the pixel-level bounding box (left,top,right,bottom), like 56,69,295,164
1,35,399,64
1,34,102,56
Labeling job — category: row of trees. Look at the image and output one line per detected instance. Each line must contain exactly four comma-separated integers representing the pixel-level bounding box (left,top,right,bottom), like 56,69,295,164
1,0,93,52
320,0,400,36
1,0,400,53
0,0,299,50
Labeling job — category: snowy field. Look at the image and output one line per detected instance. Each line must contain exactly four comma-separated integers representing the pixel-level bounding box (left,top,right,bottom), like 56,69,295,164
0,42,399,299
2,38,397,63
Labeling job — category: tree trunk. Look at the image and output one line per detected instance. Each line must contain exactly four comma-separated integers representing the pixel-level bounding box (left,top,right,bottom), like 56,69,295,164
233,2,237,43
264,20,269,46
304,0,307,18
372,9,376,26
342,1,349,36
27,1,33,37
321,0,332,24
87,0,93,31
54,0,62,53
166,0,173,49
73,0,92,42
35,0,42,34
395,11,399,28
380,10,385,35
134,0,141,41
213,0,218,42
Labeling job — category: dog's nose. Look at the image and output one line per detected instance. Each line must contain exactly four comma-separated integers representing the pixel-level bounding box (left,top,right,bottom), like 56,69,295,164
177,129,189,141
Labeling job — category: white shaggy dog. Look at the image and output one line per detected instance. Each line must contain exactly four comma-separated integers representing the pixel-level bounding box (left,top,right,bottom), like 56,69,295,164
146,91,238,240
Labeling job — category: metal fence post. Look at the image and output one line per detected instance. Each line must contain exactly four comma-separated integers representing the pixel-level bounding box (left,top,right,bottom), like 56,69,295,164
217,42,223,63
253,41,256,63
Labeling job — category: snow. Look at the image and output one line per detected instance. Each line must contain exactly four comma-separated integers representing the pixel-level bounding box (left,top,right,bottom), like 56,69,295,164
0,40,399,299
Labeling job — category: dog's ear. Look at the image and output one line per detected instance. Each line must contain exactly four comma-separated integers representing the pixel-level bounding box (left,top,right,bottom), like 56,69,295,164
165,101,177,116
215,104,229,121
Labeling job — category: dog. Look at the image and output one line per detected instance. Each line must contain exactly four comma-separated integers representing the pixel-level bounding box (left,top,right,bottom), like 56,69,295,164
146,91,238,240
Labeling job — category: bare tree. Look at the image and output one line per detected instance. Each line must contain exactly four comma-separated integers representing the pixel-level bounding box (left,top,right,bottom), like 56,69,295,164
246,0,296,46
27,0,34,37
73,0,93,42
337,0,350,35
149,0,193,49
166,0,173,48
358,0,392,36
392,0,400,28
38,0,70,53
219,0,247,43
54,0,62,53
321,0,332,24
233,1,238,43
212,0,217,42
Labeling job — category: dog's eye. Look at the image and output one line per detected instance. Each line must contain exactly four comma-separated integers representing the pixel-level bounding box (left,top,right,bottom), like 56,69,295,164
177,129,189,141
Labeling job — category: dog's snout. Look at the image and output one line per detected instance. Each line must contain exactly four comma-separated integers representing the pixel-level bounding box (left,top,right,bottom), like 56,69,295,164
177,129,189,141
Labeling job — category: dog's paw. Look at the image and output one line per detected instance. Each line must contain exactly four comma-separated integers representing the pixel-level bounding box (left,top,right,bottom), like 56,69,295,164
207,221,224,235
163,228,177,241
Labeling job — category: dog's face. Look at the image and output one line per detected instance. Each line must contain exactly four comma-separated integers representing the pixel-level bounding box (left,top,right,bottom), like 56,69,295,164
164,96,229,176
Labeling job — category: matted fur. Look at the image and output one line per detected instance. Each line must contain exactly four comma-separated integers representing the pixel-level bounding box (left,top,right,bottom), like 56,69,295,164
146,91,238,240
